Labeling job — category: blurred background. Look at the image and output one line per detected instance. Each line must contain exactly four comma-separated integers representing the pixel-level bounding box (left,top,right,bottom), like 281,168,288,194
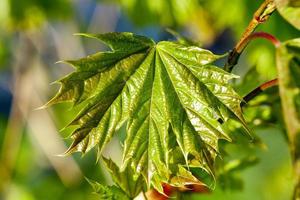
0,0,299,199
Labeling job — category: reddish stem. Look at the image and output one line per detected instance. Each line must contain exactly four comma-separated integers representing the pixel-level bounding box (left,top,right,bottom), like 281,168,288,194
241,78,278,106
239,32,281,49
224,0,276,72
260,78,278,90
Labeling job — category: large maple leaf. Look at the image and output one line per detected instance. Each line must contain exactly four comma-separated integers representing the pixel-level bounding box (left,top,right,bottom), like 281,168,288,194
47,32,246,193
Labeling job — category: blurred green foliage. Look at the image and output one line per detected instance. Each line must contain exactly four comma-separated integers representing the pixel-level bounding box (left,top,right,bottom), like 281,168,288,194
115,0,199,27
0,0,71,30
0,0,298,199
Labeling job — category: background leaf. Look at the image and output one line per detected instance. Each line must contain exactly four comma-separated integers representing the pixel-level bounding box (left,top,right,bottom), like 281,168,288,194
275,0,300,30
276,38,300,197
276,38,300,158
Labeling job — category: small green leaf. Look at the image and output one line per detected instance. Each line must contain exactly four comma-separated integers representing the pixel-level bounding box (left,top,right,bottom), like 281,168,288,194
47,32,246,192
275,0,300,30
102,157,145,198
87,179,130,200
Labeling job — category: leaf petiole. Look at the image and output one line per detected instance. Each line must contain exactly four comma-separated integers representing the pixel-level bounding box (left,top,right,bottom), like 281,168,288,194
224,0,276,72
241,78,278,107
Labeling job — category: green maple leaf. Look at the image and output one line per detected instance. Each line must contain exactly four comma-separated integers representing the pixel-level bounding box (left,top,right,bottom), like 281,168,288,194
47,32,246,193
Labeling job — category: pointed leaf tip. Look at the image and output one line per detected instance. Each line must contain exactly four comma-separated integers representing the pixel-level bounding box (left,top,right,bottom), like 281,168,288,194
73,32,155,52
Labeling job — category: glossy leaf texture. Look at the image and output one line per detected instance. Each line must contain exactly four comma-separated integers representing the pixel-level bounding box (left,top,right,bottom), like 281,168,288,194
276,38,300,166
47,32,246,194
275,0,300,30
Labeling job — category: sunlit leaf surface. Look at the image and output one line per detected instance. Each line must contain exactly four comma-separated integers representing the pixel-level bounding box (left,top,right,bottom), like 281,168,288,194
47,32,246,193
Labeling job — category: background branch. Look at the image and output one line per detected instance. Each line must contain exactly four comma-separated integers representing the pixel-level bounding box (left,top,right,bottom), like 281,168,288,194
224,0,276,72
